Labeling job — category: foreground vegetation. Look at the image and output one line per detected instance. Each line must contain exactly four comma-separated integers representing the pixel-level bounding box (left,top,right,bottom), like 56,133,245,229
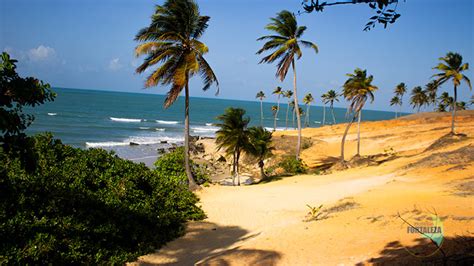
0,52,205,264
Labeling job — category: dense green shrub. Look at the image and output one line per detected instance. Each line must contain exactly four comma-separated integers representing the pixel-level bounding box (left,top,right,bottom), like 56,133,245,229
277,156,307,175
0,134,205,264
154,146,209,185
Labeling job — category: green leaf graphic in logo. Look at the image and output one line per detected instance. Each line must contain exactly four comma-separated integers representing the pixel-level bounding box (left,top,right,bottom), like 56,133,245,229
423,215,443,246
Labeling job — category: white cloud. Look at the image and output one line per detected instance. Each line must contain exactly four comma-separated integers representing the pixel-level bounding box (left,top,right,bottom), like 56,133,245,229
28,45,56,61
108,58,123,71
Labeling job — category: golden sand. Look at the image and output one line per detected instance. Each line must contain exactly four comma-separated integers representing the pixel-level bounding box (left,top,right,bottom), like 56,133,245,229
133,110,474,265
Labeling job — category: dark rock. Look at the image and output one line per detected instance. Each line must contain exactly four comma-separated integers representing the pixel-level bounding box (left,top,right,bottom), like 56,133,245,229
160,140,168,144
129,142,139,146
157,148,166,154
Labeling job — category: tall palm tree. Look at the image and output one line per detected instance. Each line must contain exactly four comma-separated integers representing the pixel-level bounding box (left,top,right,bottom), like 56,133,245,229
340,68,378,163
390,96,401,118
283,90,293,129
256,90,266,126
135,0,218,190
433,52,471,134
272,86,283,131
424,80,439,110
247,126,274,179
323,89,339,124
303,93,314,127
290,101,296,129
394,82,407,116
215,108,250,186
410,86,427,113
321,92,327,126
257,10,318,160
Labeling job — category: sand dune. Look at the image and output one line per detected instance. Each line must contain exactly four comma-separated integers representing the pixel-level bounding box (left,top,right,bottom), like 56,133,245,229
133,111,474,265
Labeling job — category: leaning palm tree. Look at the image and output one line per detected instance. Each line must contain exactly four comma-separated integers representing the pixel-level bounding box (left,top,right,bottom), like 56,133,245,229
215,108,250,186
340,68,378,163
247,126,274,179
433,52,471,134
323,89,339,124
390,96,401,118
135,0,218,190
394,82,407,116
257,10,318,160
284,90,293,129
272,86,283,131
424,80,439,110
410,86,427,113
256,91,266,126
303,93,314,127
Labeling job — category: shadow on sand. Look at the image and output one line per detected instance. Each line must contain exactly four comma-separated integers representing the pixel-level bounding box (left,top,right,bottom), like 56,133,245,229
134,221,281,265
357,236,474,265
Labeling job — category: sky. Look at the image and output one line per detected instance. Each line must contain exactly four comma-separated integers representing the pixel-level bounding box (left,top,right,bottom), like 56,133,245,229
1,0,473,112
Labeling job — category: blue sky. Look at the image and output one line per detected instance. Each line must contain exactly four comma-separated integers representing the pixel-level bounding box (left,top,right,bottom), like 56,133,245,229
1,0,472,112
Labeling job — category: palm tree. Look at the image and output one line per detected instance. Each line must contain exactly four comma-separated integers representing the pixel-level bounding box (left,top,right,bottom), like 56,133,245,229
256,91,266,126
424,80,439,110
284,90,293,129
323,89,339,124
321,92,327,126
390,96,401,118
470,95,474,106
456,101,467,111
438,92,453,111
215,108,250,186
257,10,318,160
340,68,378,163
436,103,447,112
247,127,274,179
135,0,218,190
272,86,283,131
302,93,314,127
290,101,296,129
433,52,471,134
410,86,427,113
271,105,279,129
394,82,407,116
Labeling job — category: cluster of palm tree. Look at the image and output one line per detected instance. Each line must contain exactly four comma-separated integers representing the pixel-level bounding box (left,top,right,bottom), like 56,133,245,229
321,90,339,125
390,83,406,118
215,108,273,185
134,0,472,187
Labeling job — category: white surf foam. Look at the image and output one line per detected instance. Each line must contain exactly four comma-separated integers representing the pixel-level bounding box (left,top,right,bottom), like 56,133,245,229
155,128,165,131
139,127,150,130
264,127,285,131
156,120,179,124
85,136,183,148
47,113,57,116
205,123,214,126
192,126,219,133
110,117,142,123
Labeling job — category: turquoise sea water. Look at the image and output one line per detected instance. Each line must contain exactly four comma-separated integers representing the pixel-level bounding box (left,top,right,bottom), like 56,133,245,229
25,88,399,164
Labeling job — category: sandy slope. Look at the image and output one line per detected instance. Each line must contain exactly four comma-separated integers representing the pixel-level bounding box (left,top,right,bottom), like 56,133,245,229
133,111,474,265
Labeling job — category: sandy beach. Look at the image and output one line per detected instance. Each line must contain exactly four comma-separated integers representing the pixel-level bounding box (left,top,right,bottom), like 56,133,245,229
132,111,474,265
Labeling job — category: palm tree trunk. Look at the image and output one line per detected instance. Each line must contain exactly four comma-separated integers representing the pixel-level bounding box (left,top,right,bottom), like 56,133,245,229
274,96,280,131
341,114,357,163
306,104,310,127
292,60,302,160
184,81,198,190
236,149,241,186
259,160,265,179
292,107,295,129
285,103,289,130
232,150,236,186
356,110,361,156
322,105,326,126
331,103,336,124
260,99,264,127
451,85,457,135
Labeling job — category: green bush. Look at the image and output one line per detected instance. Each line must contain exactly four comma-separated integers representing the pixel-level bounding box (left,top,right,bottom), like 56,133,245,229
0,134,205,264
154,146,209,185
278,156,307,175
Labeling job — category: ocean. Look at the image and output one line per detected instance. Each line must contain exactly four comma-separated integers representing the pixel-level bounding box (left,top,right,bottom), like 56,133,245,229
25,87,398,166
